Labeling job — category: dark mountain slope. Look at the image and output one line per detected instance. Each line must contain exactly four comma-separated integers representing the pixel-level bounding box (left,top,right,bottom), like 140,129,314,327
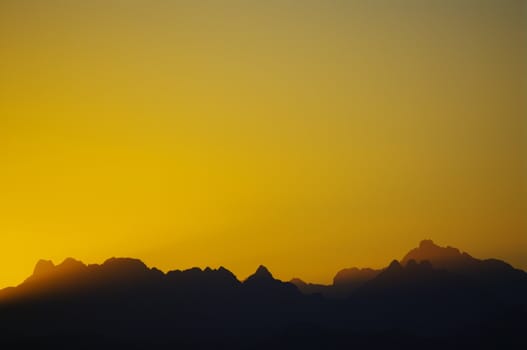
291,266,380,298
401,240,527,304
0,241,526,349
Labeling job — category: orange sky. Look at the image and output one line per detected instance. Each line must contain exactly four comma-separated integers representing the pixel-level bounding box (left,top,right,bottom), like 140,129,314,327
1,1,526,288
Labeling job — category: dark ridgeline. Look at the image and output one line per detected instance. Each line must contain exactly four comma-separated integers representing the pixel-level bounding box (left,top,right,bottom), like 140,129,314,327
291,267,381,298
0,241,526,349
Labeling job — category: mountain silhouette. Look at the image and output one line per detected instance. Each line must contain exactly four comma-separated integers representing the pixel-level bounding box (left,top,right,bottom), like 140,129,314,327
400,239,527,304
401,239,525,279
402,239,468,266
291,266,380,298
247,265,274,281
333,266,380,288
244,265,299,298
0,240,526,349
290,240,527,306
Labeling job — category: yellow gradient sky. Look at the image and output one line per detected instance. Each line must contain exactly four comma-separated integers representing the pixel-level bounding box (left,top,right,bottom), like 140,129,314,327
1,1,526,287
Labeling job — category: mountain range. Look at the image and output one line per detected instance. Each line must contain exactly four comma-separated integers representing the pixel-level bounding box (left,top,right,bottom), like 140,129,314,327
0,240,525,349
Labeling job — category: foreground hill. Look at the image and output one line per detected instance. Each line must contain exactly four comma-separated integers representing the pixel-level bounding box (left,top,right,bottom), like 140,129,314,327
0,240,526,349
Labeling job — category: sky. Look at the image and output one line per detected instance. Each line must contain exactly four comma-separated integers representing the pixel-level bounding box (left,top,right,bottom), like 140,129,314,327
0,0,526,287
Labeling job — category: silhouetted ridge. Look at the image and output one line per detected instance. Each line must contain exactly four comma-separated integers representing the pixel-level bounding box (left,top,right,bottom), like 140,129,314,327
25,257,87,284
165,266,241,294
386,259,403,272
245,265,274,283
402,239,470,270
101,257,160,277
291,267,383,298
290,278,307,287
102,257,148,271
400,240,527,301
243,265,301,300
33,259,55,276
0,240,526,350
353,257,468,304
289,278,332,297
333,267,380,287
59,257,86,271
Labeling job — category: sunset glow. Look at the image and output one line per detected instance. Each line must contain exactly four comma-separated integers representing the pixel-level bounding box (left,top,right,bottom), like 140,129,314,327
1,0,525,288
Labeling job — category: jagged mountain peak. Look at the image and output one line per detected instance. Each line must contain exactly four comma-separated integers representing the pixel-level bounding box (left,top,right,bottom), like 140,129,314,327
33,259,55,277
245,265,274,283
255,265,273,278
402,240,470,268
29,258,86,282
387,260,403,271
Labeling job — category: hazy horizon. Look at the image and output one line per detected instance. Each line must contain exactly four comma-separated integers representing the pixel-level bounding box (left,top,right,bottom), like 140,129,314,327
1,238,523,290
